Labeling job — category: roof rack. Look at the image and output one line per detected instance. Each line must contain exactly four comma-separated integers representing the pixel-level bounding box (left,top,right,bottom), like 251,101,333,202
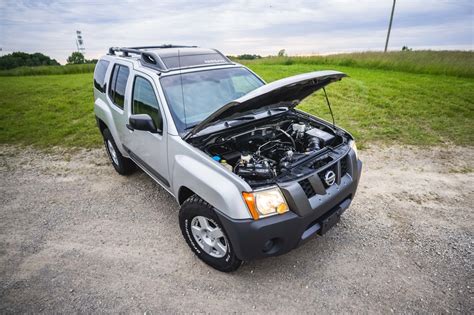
107,45,232,72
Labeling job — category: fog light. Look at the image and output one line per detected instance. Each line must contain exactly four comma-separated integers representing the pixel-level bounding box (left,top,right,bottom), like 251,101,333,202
262,239,274,253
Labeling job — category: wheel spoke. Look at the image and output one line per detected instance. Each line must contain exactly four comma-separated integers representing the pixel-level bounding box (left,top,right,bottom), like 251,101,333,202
201,241,212,254
214,242,227,256
209,227,224,239
197,216,210,230
191,225,202,234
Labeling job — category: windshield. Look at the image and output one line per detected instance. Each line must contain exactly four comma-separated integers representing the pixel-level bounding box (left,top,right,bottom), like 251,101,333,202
160,67,264,133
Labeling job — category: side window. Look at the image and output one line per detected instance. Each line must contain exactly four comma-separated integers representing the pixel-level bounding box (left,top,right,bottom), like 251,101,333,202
108,64,118,102
108,64,130,109
132,76,163,132
93,60,110,93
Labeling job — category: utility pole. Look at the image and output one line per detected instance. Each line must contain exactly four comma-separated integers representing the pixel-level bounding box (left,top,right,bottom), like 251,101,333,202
384,0,396,52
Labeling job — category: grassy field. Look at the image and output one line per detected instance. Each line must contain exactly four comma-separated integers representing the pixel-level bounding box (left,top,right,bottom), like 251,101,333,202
241,51,474,78
0,63,96,76
0,73,98,148
242,62,474,146
0,54,473,148
2,51,472,78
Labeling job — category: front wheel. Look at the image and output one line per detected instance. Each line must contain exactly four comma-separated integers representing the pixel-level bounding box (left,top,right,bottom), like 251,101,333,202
179,195,242,272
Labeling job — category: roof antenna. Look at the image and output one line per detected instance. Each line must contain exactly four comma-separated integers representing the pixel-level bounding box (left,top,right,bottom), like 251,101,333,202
322,87,335,128
178,49,187,130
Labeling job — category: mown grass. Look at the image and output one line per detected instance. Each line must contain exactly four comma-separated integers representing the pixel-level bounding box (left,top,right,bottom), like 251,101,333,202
0,63,96,76
2,51,472,78
240,51,474,78
241,62,474,146
0,73,100,148
0,62,473,148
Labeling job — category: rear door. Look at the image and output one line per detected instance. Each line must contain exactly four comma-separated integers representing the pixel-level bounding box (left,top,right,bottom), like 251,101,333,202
107,62,132,144
122,73,170,188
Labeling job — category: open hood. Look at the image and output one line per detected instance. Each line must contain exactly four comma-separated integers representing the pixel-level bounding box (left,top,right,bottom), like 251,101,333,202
184,70,347,139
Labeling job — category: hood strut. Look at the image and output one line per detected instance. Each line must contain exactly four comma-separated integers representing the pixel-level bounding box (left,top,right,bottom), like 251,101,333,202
322,87,335,128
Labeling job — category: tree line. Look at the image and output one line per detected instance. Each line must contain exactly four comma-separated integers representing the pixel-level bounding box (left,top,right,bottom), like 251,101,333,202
0,51,96,70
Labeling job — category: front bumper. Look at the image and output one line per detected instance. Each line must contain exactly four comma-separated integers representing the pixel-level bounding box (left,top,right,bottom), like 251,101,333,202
217,151,362,261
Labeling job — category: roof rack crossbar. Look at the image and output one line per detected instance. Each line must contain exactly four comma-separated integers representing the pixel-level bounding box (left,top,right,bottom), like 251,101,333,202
108,45,197,56
108,46,167,70
107,45,232,72
130,45,198,50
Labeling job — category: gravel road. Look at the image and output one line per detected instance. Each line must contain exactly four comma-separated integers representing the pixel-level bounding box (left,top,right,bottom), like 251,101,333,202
0,144,472,313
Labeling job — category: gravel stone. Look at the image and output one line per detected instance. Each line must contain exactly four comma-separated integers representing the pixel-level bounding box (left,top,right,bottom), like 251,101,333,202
0,144,472,313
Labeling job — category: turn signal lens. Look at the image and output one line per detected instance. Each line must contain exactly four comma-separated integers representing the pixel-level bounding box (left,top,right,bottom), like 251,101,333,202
242,192,259,220
277,203,289,214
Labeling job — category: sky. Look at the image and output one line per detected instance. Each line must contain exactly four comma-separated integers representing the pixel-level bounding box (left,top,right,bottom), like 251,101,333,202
0,0,473,64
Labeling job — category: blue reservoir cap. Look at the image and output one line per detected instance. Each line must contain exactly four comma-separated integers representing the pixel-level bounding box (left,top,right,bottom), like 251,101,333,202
212,155,221,162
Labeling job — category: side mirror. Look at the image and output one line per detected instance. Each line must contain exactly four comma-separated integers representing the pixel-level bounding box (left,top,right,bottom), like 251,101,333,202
128,114,158,133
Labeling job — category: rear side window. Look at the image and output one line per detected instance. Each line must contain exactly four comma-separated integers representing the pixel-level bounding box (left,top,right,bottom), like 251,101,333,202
132,76,163,131
93,60,110,92
108,64,130,109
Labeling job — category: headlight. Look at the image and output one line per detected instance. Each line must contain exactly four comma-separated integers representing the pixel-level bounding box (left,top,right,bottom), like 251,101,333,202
349,140,358,159
242,187,289,220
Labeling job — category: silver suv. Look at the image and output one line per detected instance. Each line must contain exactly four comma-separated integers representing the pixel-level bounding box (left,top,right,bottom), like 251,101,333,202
93,45,362,272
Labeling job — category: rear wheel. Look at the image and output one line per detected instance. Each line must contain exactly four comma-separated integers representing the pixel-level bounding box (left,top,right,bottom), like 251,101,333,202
102,128,135,175
179,195,242,272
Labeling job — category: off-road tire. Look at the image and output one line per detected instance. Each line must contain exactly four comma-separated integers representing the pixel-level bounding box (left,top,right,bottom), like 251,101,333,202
102,128,135,175
179,195,242,272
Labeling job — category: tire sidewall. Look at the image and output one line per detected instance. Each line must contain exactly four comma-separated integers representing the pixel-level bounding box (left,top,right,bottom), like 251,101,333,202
102,129,127,174
179,198,241,272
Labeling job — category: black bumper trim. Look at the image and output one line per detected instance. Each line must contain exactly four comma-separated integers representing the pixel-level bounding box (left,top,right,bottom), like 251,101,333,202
216,159,362,261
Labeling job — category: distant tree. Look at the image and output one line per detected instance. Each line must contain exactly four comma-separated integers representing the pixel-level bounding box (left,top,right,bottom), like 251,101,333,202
67,52,86,64
236,54,262,60
277,49,287,57
401,46,412,51
85,58,98,64
0,52,59,70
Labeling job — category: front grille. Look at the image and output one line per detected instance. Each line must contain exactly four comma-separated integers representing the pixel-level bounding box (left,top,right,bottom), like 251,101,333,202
311,156,333,170
300,154,349,199
340,155,349,176
318,164,337,188
299,178,316,198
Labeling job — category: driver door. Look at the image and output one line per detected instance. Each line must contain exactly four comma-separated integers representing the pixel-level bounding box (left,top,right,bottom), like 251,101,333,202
123,74,170,188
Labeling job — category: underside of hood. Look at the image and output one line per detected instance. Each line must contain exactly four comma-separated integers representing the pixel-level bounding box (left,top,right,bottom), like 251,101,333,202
184,70,347,139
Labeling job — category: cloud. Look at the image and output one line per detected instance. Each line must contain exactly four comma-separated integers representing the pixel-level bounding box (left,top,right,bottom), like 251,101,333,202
0,0,472,63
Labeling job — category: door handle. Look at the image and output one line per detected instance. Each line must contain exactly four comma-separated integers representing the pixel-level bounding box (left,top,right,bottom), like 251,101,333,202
126,124,134,131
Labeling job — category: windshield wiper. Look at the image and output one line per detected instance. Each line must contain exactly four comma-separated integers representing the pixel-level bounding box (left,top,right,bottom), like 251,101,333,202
184,124,197,130
229,115,255,121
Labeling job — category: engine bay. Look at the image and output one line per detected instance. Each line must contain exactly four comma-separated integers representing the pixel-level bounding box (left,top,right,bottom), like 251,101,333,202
190,111,350,187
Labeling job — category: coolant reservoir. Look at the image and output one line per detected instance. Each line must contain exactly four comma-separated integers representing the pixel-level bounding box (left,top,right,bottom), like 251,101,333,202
220,160,233,172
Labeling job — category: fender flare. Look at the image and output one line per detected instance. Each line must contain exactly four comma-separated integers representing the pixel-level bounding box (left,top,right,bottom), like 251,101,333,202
173,154,251,220
94,98,128,156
